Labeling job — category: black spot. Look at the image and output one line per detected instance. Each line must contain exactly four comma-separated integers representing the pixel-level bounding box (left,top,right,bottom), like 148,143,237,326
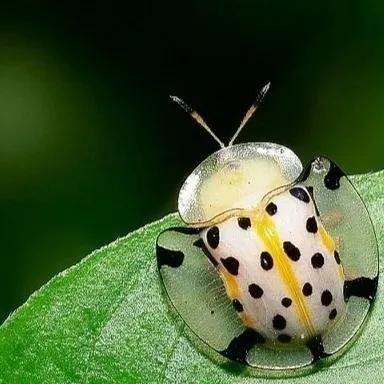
321,290,333,306
232,299,244,312
272,314,286,330
156,246,184,268
329,308,337,320
260,252,274,270
281,297,292,308
283,241,301,261
311,253,324,269
306,335,329,362
221,257,239,276
306,216,318,233
324,161,345,190
302,282,313,296
238,217,251,230
307,186,320,216
207,226,220,249
344,276,378,304
193,238,218,266
277,334,292,343
265,202,277,216
289,187,310,203
334,250,341,265
210,310,215,315
248,283,264,299
220,328,265,363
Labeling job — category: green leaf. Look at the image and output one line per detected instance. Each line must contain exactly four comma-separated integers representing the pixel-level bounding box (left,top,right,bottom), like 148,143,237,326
0,171,383,384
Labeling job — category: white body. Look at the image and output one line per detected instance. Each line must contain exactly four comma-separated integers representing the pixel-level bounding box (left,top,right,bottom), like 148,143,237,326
201,185,346,344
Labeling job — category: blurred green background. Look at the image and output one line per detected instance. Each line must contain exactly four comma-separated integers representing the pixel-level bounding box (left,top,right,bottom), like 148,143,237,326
0,1,383,323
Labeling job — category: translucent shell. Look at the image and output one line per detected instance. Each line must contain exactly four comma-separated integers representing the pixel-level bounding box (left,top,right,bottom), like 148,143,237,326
178,142,303,225
157,149,378,372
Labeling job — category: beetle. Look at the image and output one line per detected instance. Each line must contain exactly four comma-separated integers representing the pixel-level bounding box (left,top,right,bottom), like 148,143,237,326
156,84,378,370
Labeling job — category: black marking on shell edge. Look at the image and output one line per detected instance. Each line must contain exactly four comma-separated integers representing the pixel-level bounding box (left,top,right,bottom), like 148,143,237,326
324,161,346,190
306,186,320,216
306,335,330,363
193,238,219,266
156,245,184,268
344,276,378,304
299,162,312,182
220,329,265,364
156,227,201,268
168,227,200,235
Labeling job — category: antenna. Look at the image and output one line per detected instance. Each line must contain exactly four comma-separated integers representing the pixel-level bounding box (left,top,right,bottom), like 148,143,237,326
170,95,225,148
228,82,271,146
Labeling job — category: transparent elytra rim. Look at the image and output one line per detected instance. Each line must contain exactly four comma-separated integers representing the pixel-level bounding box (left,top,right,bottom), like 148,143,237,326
157,150,379,373
178,142,303,226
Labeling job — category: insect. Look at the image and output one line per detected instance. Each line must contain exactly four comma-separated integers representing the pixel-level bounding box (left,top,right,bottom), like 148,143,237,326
156,84,378,370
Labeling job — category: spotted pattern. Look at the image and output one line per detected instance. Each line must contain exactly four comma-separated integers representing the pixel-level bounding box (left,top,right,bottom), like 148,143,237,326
272,314,286,330
334,250,341,265
265,202,277,216
221,256,239,275
306,216,318,233
238,217,251,230
281,297,292,307
311,253,324,269
260,251,274,270
289,187,310,203
232,299,244,312
283,241,301,261
302,282,313,296
248,283,263,299
329,308,337,320
207,226,220,249
321,290,333,306
157,160,372,369
187,174,351,364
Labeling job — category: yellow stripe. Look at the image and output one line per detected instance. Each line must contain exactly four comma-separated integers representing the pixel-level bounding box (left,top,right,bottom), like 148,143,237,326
240,312,252,328
318,225,335,253
220,270,239,298
319,225,345,280
253,212,315,337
